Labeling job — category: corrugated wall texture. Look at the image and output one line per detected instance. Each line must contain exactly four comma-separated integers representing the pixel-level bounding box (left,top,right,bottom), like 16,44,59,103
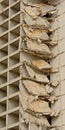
51,0,65,130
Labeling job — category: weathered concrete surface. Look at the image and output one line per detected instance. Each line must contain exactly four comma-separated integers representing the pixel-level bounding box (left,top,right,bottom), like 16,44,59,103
0,0,64,130
51,0,65,130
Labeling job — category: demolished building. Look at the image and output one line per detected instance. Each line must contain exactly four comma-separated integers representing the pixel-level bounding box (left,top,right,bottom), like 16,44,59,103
0,0,65,130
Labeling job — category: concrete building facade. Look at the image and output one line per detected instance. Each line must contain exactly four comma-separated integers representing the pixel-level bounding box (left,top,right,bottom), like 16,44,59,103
0,0,65,130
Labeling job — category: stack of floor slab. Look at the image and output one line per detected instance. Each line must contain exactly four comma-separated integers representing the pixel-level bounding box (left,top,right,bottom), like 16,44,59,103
20,0,59,130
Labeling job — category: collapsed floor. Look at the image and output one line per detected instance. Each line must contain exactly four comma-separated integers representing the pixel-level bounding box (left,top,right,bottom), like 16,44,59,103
20,0,59,130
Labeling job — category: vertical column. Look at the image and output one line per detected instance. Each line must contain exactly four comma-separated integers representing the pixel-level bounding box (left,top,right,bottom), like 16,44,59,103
0,0,9,129
5,0,20,129
51,0,65,130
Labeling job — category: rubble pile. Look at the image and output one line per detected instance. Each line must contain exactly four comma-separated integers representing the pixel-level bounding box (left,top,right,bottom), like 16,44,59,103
20,0,59,129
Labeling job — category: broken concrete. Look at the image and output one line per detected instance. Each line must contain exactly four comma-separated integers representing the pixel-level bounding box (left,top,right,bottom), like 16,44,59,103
24,6,41,19
21,38,52,59
23,63,49,83
32,59,52,70
23,60,54,74
20,0,58,129
22,79,57,104
20,106,50,127
22,79,48,96
20,90,52,116
22,24,49,41
23,13,50,29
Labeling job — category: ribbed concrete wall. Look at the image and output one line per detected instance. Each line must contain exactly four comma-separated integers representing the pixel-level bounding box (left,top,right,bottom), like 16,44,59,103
51,0,65,129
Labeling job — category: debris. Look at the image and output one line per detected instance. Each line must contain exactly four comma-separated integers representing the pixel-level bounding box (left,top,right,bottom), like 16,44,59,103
20,91,52,116
41,5,56,16
23,60,53,74
48,41,58,46
48,96,57,104
46,84,53,93
31,60,52,71
50,68,59,73
20,0,59,128
23,12,50,29
50,111,60,117
24,63,49,83
22,24,49,41
22,0,45,7
24,6,41,19
23,60,56,73
20,107,50,127
22,80,48,96
22,79,57,104
21,48,52,60
21,38,52,59
50,80,59,87
23,38,51,53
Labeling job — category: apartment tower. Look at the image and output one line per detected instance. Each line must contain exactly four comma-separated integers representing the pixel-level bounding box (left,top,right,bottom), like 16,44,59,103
0,0,65,130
